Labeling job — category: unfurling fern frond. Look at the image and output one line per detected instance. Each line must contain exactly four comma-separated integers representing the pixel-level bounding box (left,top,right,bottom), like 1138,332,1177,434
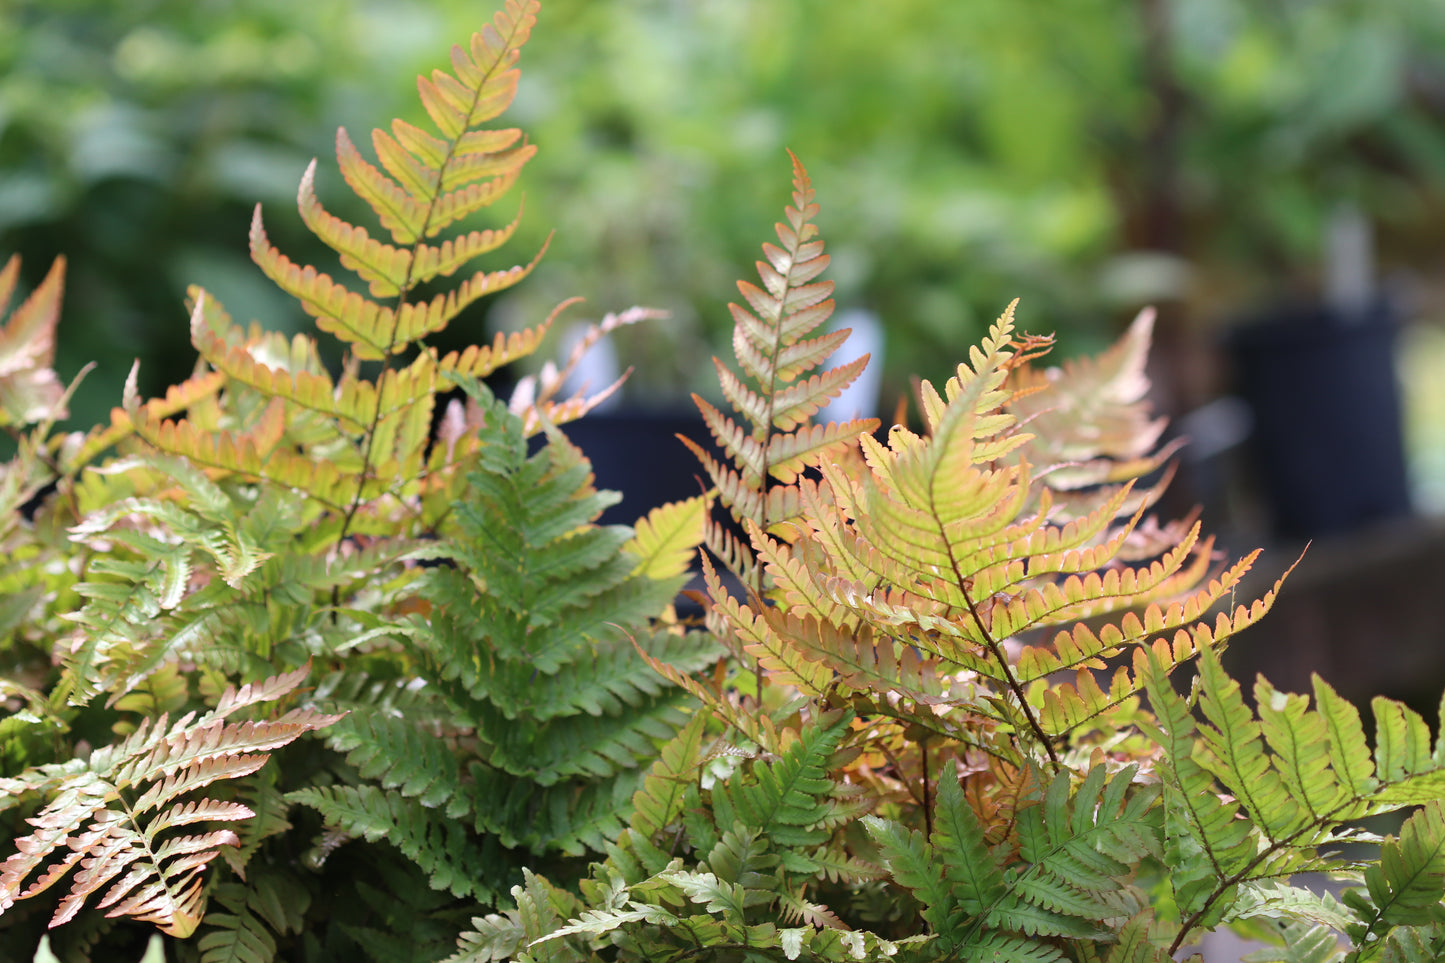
683,152,879,595
0,664,339,937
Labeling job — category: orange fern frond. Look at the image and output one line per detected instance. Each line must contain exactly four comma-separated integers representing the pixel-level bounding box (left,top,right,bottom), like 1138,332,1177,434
690,153,879,593
0,665,340,937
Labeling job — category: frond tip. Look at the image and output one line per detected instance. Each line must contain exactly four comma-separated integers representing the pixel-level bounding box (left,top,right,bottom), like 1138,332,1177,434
0,664,341,937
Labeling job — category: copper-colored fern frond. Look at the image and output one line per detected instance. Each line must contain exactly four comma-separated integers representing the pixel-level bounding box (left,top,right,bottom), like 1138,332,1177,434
312,0,541,326
115,0,550,533
1007,308,1171,521
0,664,340,938
691,153,879,593
706,297,1286,758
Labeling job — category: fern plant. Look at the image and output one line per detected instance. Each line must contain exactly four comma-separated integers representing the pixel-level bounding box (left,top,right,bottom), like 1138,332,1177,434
6,2,1445,962
483,156,1445,963
1,2,710,959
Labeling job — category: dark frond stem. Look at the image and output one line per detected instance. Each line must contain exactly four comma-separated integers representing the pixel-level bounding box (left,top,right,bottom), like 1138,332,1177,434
955,573,1059,770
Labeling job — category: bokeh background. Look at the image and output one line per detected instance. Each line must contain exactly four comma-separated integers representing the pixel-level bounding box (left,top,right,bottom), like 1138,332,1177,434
4,0,1445,706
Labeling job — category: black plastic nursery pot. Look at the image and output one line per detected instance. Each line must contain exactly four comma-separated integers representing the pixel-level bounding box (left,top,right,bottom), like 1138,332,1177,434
556,406,717,527
1226,299,1412,539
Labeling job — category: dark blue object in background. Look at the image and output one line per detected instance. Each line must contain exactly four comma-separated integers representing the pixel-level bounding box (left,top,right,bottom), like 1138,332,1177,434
1228,299,1412,538
557,408,717,527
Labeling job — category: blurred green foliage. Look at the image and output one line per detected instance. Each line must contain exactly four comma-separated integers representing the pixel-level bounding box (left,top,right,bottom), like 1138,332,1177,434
2,0,1444,425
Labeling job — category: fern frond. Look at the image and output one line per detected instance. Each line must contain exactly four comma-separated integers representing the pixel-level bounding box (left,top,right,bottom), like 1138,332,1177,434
196,902,276,963
300,158,525,298
722,710,850,848
690,153,879,592
287,785,501,902
336,3,538,238
1139,651,1257,923
0,665,338,937
1237,922,1345,963
321,708,464,812
1009,308,1166,487
446,869,584,963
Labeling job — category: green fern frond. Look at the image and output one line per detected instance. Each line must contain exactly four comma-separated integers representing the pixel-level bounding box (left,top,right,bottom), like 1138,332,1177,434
281,379,723,874
215,771,292,881
1195,649,1310,839
601,714,707,880
1375,925,1445,963
864,814,968,938
1343,801,1445,951
1141,646,1445,954
196,874,311,963
1095,912,1174,963
59,452,419,706
721,710,850,847
196,903,276,963
623,711,709,843
285,785,500,902
321,709,465,812
869,759,1153,953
